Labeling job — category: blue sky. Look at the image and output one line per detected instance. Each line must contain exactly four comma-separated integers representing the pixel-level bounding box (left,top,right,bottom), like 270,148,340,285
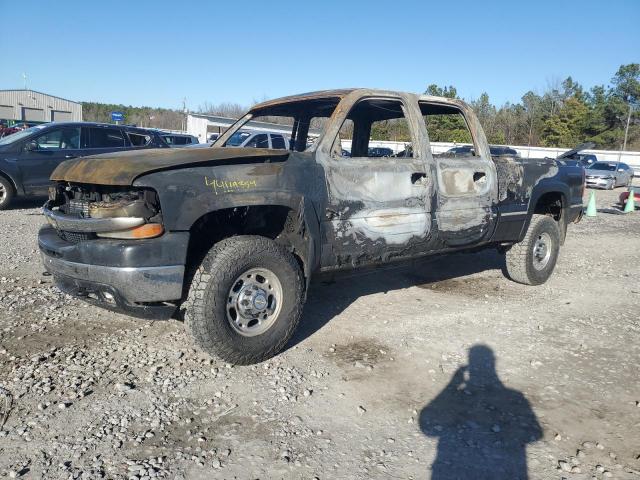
2,0,638,111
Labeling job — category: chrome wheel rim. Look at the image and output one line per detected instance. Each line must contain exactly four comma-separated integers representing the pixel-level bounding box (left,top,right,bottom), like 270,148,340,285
226,268,283,337
532,232,552,271
0,184,5,203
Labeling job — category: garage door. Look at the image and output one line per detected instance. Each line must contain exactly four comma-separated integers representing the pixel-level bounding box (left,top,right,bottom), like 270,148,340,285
0,105,13,120
51,110,73,122
22,107,44,122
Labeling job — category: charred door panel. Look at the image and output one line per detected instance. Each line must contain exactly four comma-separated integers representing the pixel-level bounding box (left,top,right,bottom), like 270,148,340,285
434,156,497,246
321,157,433,268
418,98,499,248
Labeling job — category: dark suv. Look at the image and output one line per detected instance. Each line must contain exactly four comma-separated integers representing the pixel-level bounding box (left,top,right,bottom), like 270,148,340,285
0,122,167,209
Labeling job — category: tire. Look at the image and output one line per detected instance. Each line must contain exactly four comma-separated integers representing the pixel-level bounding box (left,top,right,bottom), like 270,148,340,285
0,176,14,210
505,214,561,286
608,179,615,190
184,235,305,365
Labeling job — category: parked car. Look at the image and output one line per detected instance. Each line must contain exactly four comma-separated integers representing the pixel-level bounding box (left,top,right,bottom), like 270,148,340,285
367,147,394,157
584,161,634,189
446,145,519,157
225,130,290,150
159,132,199,147
40,88,583,364
0,122,167,209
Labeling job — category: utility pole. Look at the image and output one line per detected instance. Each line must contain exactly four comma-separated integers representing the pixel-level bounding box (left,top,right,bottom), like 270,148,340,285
622,103,634,152
182,98,188,133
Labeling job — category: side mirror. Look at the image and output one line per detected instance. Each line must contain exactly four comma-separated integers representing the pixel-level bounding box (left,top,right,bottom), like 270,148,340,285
618,168,624,172
25,140,38,152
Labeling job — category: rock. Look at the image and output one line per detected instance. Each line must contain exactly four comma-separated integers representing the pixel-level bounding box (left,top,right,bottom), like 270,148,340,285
358,406,366,415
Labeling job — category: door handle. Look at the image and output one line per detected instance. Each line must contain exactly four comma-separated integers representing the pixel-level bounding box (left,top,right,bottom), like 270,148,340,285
411,172,428,185
64,154,77,159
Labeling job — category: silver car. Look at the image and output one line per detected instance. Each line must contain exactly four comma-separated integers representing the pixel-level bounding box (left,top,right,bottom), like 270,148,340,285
585,162,634,189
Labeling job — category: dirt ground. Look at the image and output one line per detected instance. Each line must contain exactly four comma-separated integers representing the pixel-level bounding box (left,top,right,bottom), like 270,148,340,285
0,182,639,480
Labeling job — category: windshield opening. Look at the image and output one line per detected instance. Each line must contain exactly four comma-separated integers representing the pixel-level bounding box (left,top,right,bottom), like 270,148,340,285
220,97,341,152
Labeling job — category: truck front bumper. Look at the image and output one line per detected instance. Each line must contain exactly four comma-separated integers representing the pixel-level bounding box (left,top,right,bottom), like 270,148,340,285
38,225,188,319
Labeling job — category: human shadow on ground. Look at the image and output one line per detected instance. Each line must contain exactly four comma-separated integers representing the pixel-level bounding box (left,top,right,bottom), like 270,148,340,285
419,345,542,480
288,249,506,349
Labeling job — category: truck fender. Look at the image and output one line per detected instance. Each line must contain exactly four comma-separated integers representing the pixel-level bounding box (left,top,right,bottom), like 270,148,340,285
519,179,569,242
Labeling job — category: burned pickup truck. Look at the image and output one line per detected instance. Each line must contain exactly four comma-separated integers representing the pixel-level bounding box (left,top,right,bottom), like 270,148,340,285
39,89,584,364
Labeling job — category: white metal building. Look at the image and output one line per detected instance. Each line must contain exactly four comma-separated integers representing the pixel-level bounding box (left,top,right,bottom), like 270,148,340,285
0,89,82,123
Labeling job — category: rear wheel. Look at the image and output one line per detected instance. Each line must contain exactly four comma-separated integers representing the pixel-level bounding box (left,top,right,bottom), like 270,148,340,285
184,235,305,365
504,214,561,285
0,176,14,210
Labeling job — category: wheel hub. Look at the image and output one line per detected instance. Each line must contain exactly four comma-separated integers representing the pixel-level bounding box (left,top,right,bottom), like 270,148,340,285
226,268,283,337
532,232,552,271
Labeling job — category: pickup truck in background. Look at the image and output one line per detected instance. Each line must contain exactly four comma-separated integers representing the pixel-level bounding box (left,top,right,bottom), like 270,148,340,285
39,89,585,364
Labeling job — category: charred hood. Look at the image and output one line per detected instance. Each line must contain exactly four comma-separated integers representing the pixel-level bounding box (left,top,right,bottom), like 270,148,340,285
51,147,290,186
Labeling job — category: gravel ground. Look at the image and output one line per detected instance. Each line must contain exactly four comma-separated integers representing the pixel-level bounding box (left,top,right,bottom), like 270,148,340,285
0,184,639,480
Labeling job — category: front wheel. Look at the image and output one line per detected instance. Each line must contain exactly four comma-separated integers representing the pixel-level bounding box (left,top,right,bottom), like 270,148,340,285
504,214,561,285
184,235,305,365
0,176,15,210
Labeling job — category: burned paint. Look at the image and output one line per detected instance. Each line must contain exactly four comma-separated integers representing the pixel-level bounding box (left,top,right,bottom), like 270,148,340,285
44,88,585,291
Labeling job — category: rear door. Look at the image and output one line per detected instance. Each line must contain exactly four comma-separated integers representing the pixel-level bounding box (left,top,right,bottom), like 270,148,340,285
419,99,498,247
317,93,434,268
18,126,82,194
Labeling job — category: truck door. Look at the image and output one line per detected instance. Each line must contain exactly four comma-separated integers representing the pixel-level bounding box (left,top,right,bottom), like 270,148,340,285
19,126,82,195
419,99,498,247
317,95,434,269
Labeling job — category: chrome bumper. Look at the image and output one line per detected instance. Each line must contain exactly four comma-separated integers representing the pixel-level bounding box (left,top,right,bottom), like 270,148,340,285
41,253,184,303
42,201,145,233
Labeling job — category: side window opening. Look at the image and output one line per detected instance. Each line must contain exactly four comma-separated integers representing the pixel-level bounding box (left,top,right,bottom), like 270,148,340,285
128,132,152,147
420,103,475,158
244,133,269,148
270,134,286,150
332,98,413,159
34,127,80,150
87,127,125,148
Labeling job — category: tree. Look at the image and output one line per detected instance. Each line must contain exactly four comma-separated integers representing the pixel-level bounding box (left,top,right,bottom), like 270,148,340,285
541,97,589,147
611,63,640,150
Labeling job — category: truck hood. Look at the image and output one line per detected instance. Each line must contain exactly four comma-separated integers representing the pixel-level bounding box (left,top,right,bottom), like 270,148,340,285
51,147,290,185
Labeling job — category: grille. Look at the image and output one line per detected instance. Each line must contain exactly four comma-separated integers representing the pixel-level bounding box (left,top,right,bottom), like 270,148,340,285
59,230,96,244
68,199,90,217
